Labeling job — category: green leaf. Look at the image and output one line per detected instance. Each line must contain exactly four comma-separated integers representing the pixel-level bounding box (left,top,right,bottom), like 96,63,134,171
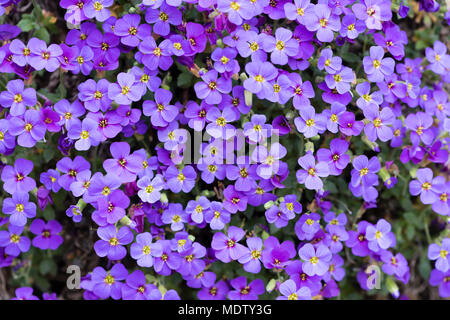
35,28,50,44
177,72,193,88
419,254,431,279
40,258,57,276
17,18,37,32
43,206,55,221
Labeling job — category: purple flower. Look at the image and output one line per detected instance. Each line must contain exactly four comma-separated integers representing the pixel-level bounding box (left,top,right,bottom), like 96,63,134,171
425,41,450,75
153,240,182,276
2,192,36,227
298,243,332,276
363,105,395,142
264,27,299,65
365,219,394,251
122,270,158,300
238,237,263,273
130,232,163,268
429,269,450,298
340,13,366,39
165,165,196,193
296,153,329,190
94,225,133,261
317,138,350,175
9,109,46,148
161,203,188,231
211,47,239,74
363,46,395,82
346,221,371,256
0,79,36,116
108,72,144,105
252,143,287,180
194,70,231,105
409,168,443,205
304,4,341,42
277,279,312,300
350,155,380,187
284,0,313,25
67,118,101,151
28,38,62,72
223,185,248,213
143,88,178,127
30,219,63,250
325,66,354,94
137,174,164,203
138,37,172,71
185,22,207,54
11,287,39,300
204,201,230,230
211,226,248,263
317,48,342,74
93,189,130,225
404,112,434,146
352,0,392,30
206,106,238,140
0,224,30,256
91,263,128,300
1,158,36,194
217,0,253,25
145,4,181,37
56,156,90,191
103,142,143,183
78,79,112,112
84,0,113,22
261,236,296,269
227,277,264,300
244,61,278,97
114,14,150,47
0,119,15,153
381,251,409,278
294,105,326,138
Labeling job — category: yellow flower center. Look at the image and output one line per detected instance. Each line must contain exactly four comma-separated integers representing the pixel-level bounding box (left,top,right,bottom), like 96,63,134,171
360,168,369,176
309,256,319,264
104,274,115,285
121,86,130,95
254,75,264,82
216,117,226,127
94,1,103,11
13,94,23,103
220,56,229,64
319,18,328,27
80,130,89,139
230,1,240,10
275,40,285,51
109,237,119,246
373,59,381,69
306,119,315,127
16,203,24,212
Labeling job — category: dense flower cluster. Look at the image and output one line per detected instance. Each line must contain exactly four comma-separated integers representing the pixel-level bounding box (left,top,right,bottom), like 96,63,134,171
0,0,448,300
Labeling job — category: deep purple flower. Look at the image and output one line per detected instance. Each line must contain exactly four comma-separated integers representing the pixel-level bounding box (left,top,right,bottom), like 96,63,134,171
143,88,178,127
194,70,231,105
1,158,36,194
227,277,265,300
30,219,63,250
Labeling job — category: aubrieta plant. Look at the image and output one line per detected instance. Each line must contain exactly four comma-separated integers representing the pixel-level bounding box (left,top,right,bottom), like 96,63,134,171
0,0,448,301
